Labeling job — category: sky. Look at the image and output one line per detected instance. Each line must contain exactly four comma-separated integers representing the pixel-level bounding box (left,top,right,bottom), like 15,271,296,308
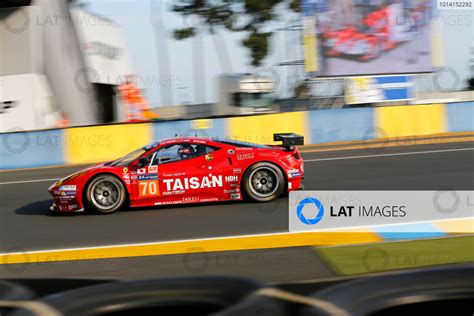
83,0,473,107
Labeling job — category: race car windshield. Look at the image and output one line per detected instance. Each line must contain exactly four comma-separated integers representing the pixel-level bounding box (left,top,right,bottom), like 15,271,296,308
110,148,147,167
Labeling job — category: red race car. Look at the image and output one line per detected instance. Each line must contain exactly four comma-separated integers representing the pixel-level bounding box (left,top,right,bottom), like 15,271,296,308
48,133,304,214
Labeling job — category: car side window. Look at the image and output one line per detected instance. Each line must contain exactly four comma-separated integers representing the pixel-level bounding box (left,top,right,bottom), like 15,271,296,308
150,144,217,165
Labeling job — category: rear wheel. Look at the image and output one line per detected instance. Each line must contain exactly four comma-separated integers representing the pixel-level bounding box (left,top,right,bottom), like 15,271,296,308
85,175,126,214
243,162,285,202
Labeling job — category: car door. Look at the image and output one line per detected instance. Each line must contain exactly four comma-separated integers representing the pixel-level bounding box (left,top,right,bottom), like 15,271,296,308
157,142,234,204
132,142,227,205
199,143,241,200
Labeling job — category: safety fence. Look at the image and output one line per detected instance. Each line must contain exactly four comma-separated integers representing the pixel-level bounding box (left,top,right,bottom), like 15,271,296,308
1,101,473,170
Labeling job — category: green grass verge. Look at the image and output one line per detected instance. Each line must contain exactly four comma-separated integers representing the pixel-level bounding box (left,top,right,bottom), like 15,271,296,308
317,236,474,276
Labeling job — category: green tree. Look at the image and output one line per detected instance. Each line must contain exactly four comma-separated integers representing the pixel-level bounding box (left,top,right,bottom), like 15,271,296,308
172,0,300,67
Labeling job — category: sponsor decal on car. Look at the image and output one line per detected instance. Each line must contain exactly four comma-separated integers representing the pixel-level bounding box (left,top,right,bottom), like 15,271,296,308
59,185,76,191
259,151,278,157
233,168,242,174
59,195,76,202
224,189,240,194
60,191,76,196
162,172,186,177
237,153,254,160
162,190,185,196
225,175,238,182
205,154,213,161
288,168,301,178
137,168,160,198
163,175,223,191
138,174,159,181
138,179,160,198
183,196,200,203
154,200,183,206
230,193,241,200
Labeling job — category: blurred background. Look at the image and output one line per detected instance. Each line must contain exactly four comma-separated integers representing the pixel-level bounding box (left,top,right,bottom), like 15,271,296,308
0,0,473,132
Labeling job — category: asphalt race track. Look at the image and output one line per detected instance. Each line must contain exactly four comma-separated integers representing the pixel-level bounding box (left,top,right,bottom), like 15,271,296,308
1,141,473,280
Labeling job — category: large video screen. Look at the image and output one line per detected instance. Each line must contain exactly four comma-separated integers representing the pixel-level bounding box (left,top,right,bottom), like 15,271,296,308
303,0,435,76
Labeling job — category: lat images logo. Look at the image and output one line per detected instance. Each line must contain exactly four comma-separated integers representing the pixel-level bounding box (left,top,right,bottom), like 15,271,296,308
297,197,324,225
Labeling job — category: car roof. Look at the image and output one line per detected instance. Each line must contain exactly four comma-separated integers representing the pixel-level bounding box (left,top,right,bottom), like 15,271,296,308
144,137,275,150
143,137,217,150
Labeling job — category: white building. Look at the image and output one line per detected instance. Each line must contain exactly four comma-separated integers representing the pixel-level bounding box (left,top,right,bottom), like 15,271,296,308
0,0,133,132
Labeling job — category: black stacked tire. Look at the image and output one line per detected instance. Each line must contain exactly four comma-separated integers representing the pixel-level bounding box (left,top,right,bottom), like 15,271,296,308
13,276,288,316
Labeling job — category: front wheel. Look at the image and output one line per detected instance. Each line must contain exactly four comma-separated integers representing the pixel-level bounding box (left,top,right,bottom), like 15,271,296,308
85,175,127,214
242,162,285,202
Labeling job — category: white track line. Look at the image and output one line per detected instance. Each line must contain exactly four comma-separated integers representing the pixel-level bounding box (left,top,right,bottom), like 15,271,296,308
0,178,58,185
304,147,474,162
1,147,473,185
0,216,471,256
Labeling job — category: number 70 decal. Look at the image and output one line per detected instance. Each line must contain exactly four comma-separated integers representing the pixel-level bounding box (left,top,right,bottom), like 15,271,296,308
139,180,160,197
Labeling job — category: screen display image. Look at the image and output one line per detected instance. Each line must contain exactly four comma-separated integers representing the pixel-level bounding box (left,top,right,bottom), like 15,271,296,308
306,0,435,76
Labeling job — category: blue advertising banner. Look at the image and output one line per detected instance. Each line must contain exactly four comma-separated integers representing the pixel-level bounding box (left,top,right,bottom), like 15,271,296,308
345,75,413,104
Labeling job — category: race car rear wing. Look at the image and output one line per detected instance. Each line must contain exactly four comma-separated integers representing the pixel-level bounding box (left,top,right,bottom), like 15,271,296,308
273,133,304,150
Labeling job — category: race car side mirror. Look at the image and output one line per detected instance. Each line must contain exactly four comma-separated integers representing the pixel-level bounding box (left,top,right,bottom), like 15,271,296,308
137,157,150,168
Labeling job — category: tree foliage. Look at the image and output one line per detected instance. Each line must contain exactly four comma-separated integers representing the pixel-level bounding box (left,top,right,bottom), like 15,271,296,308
172,0,300,67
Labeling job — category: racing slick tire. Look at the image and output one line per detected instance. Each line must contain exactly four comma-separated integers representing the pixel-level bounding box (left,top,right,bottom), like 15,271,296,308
243,162,285,202
84,174,127,214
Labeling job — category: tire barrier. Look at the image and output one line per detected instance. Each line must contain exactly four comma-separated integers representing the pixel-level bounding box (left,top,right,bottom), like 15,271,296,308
0,281,34,301
0,281,35,316
4,265,473,316
301,264,474,316
12,276,287,316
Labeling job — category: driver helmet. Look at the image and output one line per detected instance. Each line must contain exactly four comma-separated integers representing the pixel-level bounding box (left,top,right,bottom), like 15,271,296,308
177,144,196,159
